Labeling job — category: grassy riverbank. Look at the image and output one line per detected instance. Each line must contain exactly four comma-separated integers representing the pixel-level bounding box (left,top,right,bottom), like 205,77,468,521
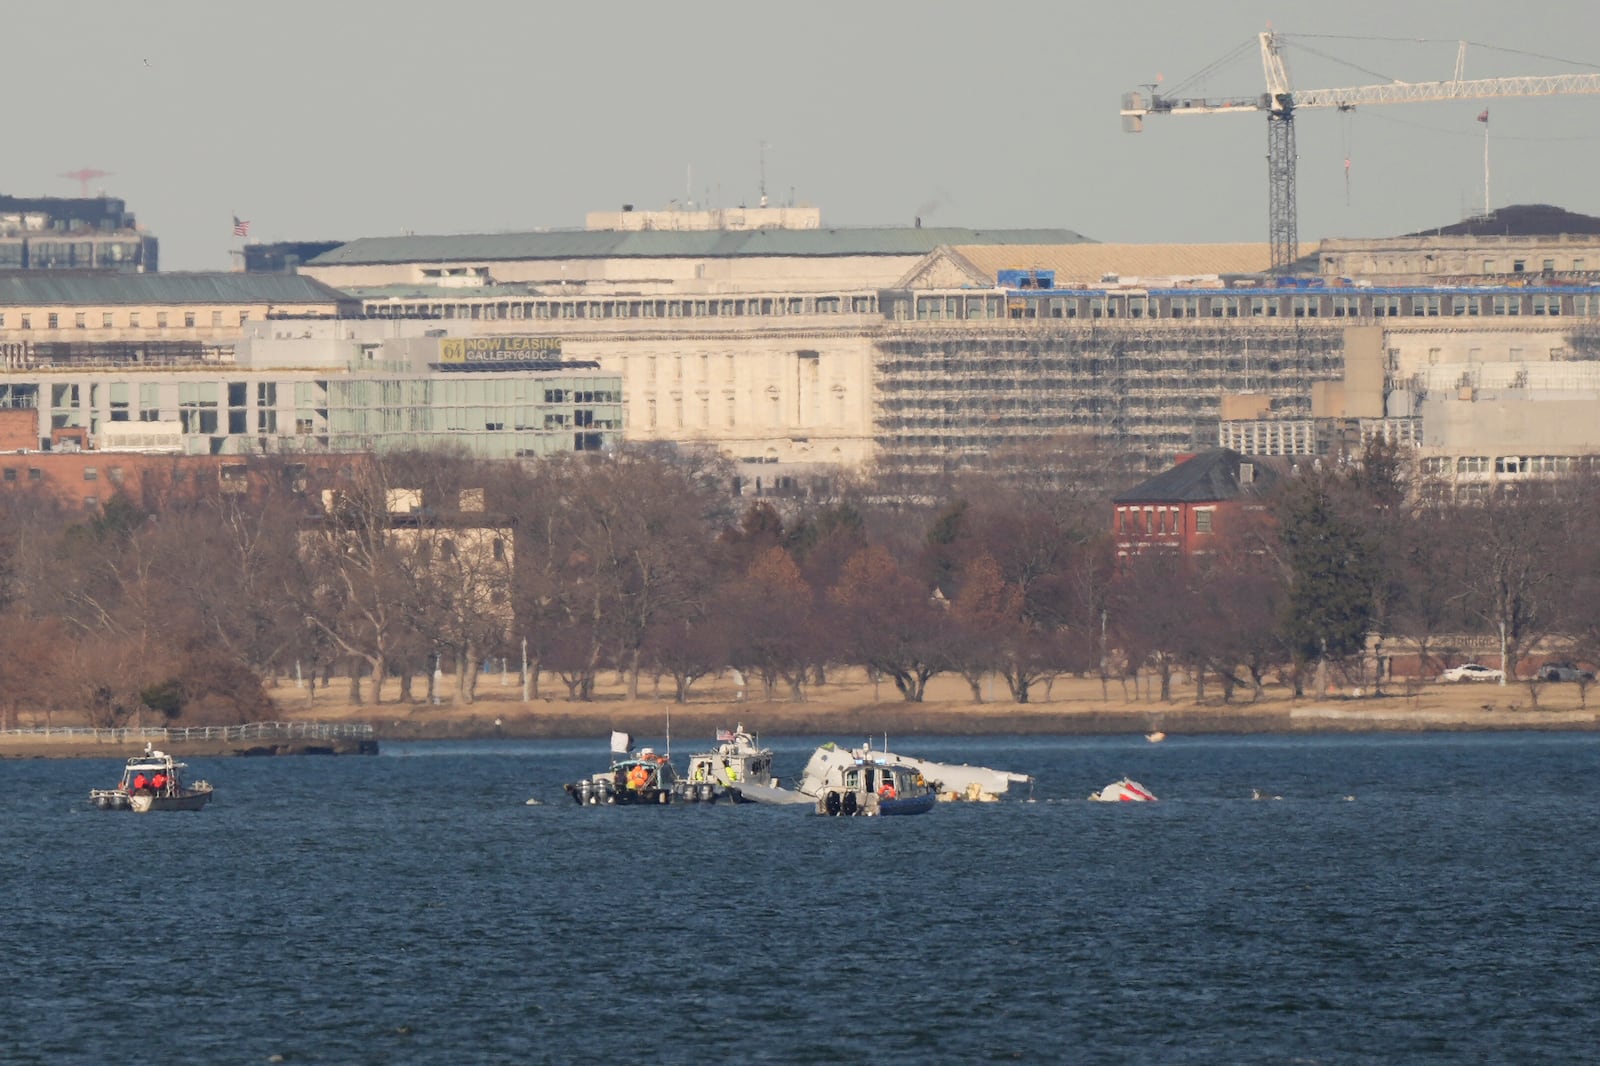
7,668,1596,759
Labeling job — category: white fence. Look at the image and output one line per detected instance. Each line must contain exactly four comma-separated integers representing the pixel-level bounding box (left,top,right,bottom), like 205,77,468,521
0,721,375,742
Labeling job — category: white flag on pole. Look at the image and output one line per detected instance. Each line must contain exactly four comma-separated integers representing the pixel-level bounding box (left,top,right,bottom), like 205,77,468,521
610,731,633,755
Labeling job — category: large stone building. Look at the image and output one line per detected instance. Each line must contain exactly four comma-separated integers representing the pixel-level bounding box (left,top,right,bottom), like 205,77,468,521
292,204,1600,486
9,199,1600,496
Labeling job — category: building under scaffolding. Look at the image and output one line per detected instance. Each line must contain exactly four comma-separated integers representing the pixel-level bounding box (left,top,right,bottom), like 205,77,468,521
871,319,1346,479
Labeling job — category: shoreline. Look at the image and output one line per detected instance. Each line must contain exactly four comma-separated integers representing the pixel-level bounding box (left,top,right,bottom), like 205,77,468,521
7,694,1597,759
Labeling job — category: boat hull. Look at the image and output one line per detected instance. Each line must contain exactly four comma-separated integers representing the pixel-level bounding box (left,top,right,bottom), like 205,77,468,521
128,788,213,813
877,792,937,816
815,787,936,817
564,783,675,806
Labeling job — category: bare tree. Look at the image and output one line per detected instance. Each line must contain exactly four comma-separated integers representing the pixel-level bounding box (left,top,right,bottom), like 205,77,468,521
722,547,824,702
1448,482,1575,681
830,546,955,702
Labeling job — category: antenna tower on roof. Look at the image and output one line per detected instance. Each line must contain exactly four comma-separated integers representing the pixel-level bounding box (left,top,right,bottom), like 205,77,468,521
759,140,769,208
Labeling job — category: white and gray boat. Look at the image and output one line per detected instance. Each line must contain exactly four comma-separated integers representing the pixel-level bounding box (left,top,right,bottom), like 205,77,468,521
736,738,1032,806
89,744,214,813
678,723,775,803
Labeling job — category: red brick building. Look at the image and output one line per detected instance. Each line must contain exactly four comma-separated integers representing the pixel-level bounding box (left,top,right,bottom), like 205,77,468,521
0,449,358,514
0,408,33,451
1111,448,1279,556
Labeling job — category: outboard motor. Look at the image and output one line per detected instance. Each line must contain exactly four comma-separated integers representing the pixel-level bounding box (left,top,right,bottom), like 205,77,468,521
577,779,594,805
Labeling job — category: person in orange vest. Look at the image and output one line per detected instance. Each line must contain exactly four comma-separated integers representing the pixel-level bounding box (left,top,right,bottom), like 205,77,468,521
151,772,167,792
628,763,652,790
879,780,897,799
132,773,148,791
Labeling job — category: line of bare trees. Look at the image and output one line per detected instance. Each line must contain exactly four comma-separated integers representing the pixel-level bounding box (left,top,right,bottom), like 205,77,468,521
5,437,1600,728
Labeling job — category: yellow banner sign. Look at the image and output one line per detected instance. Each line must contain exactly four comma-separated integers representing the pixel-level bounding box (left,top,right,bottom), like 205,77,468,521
438,336,562,363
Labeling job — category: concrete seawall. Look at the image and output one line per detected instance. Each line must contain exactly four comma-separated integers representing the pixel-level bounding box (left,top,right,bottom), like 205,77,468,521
2,735,379,761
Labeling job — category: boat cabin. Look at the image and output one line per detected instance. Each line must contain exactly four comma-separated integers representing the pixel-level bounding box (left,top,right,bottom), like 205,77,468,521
838,761,924,799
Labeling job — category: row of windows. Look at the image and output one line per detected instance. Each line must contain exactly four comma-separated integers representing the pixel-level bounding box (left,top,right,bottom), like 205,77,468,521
365,294,877,321
1330,256,1589,274
1,310,250,330
36,379,620,411
931,290,1600,322
370,274,1600,324
1421,455,1595,476
1113,505,1214,535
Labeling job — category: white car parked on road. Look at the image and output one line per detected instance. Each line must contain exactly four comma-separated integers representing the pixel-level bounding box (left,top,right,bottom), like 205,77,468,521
1438,663,1506,683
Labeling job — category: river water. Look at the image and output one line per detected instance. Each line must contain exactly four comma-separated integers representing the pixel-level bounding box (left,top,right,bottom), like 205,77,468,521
6,732,1597,1064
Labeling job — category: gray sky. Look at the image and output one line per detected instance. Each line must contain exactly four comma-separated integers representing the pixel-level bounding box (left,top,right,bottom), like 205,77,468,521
13,0,1600,271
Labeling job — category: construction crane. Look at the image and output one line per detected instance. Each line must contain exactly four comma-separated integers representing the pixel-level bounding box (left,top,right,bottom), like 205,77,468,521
1121,32,1600,271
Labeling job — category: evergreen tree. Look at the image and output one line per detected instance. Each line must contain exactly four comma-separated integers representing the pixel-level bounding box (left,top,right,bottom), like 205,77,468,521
1275,473,1378,684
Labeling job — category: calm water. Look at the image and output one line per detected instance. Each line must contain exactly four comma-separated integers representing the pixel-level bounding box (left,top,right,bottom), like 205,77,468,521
6,732,1599,1065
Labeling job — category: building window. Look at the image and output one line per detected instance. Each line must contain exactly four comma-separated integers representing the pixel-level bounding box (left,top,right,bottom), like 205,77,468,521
83,467,98,481
157,312,168,328
18,315,28,329
184,312,196,328
48,313,59,329
129,312,140,327
1195,509,1214,534
28,468,42,480
2,468,14,481
75,312,87,328
1495,456,1528,475
102,312,113,328
211,311,223,327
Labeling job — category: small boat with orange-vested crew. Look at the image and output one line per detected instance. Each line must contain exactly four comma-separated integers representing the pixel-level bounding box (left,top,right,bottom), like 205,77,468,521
90,744,214,813
563,732,692,806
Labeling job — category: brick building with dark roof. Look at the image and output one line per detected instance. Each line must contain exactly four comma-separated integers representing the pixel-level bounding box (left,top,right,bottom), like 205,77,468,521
1111,448,1281,556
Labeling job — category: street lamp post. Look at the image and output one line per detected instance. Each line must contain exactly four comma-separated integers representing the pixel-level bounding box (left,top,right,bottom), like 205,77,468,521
1499,621,1508,687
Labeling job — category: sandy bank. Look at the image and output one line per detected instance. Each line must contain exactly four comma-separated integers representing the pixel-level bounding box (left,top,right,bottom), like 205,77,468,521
7,667,1596,759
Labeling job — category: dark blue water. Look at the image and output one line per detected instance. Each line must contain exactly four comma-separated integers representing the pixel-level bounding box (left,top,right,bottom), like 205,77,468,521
6,732,1599,1064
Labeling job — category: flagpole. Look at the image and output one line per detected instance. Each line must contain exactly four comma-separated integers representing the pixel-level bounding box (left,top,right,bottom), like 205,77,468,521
1482,113,1490,217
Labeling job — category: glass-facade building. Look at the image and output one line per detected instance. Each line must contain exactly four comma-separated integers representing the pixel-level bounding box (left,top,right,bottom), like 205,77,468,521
0,367,623,458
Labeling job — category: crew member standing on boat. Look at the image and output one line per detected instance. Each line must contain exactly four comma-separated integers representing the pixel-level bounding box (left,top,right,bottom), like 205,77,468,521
132,773,148,792
151,772,167,793
628,763,651,790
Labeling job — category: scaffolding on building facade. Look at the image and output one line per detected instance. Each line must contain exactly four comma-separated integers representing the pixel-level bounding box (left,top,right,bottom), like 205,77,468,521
872,319,1345,480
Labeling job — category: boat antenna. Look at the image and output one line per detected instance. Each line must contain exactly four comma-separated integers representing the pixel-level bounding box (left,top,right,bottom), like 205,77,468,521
665,704,672,758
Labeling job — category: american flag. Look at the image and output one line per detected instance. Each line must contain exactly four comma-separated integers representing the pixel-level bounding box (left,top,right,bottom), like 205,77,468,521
232,215,251,238
716,729,736,742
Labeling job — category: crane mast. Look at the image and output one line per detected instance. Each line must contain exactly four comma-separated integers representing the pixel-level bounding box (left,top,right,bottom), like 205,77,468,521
1121,31,1600,271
